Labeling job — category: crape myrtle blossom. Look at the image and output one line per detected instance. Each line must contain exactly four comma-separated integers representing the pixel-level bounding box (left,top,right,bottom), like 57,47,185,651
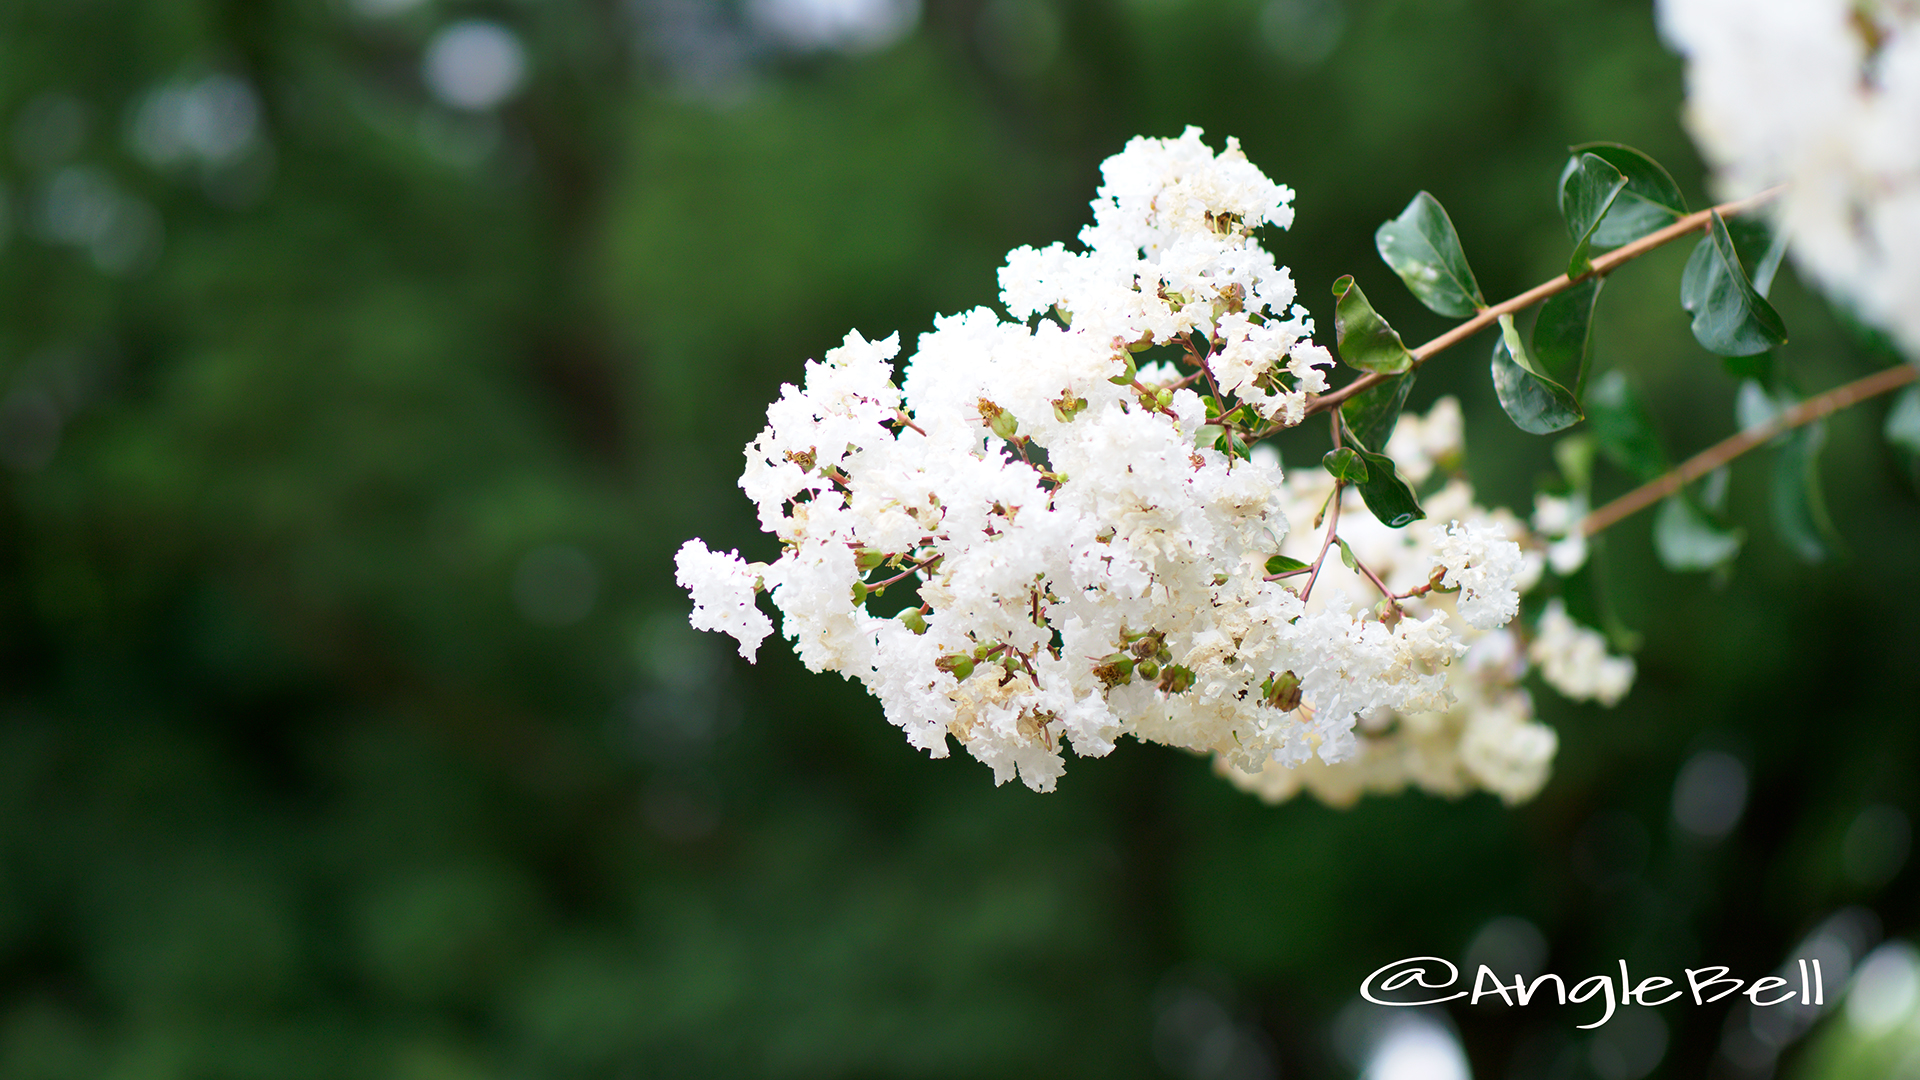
675,131,1590,794
675,541,773,659
1660,0,1920,356
1530,599,1637,707
1217,407,1583,808
1532,492,1591,576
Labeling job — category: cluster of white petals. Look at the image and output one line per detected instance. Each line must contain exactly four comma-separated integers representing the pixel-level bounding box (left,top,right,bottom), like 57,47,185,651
676,132,1539,792
1431,521,1525,630
674,541,775,660
1660,0,1920,356
1217,413,1561,807
1529,599,1637,707
1531,493,1591,576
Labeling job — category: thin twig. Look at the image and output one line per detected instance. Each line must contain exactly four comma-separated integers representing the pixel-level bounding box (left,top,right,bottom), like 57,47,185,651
1300,414,1346,602
1348,553,1399,613
1580,364,1918,537
868,552,943,590
1299,490,1342,603
1305,185,1789,416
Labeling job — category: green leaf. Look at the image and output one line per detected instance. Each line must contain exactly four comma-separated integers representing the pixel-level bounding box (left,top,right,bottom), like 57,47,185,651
1321,446,1370,484
1722,351,1775,384
1330,275,1415,374
1566,143,1687,247
1490,313,1583,434
1560,153,1627,278
1701,216,1788,298
1585,370,1668,482
1554,434,1597,494
1559,540,1642,652
1701,466,1731,514
1531,277,1604,398
1773,420,1839,563
1746,221,1788,299
1265,554,1310,576
1348,446,1425,528
1374,192,1485,318
1339,371,1415,454
1885,383,1920,455
1653,495,1744,572
1680,212,1788,356
1336,536,1357,570
1735,378,1784,432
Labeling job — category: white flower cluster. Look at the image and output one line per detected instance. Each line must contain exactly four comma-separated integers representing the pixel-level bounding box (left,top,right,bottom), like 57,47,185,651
1660,0,1920,356
999,127,1333,427
675,132,1531,792
1217,401,1637,808
1529,599,1636,707
1531,492,1590,576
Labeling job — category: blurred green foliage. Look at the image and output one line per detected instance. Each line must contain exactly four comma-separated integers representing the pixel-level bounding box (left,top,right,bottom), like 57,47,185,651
0,0,1915,1077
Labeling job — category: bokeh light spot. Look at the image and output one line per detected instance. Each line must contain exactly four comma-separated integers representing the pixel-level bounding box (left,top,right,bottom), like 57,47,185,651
423,21,528,112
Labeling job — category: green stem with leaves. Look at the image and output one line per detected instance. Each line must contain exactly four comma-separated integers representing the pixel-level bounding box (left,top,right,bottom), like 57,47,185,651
1306,185,1788,417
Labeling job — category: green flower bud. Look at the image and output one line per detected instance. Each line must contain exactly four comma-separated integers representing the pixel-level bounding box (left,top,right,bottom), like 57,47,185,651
1092,652,1135,687
898,608,929,635
1264,670,1302,712
1157,664,1195,694
936,654,974,681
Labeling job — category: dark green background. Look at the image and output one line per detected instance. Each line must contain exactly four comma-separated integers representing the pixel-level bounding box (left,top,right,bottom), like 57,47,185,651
1,0,1914,1076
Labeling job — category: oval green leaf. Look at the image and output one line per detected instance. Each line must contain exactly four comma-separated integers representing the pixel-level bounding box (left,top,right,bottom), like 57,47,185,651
1331,275,1415,374
1584,370,1668,483
1679,212,1788,357
1773,420,1839,563
1339,371,1415,454
1265,554,1310,576
1349,446,1425,528
1490,314,1582,435
1531,277,1604,399
1321,446,1370,484
1374,192,1485,318
1653,495,1744,572
1561,153,1627,278
1566,143,1687,247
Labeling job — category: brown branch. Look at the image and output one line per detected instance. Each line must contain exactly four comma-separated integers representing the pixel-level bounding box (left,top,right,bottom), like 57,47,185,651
1348,553,1399,613
1579,363,1918,537
1306,185,1789,417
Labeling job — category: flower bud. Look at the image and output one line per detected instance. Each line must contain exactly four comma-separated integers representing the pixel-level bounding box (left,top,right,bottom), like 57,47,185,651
898,608,929,635
1157,664,1195,694
1264,670,1302,712
1092,652,1135,687
1137,659,1160,681
936,654,974,681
